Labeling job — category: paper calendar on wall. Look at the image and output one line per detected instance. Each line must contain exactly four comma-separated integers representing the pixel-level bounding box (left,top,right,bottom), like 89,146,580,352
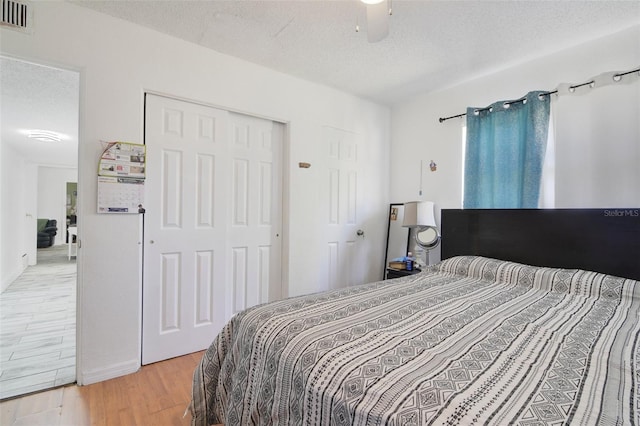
97,142,146,213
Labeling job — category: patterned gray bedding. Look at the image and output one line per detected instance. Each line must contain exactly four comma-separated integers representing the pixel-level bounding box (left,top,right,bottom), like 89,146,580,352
190,256,640,425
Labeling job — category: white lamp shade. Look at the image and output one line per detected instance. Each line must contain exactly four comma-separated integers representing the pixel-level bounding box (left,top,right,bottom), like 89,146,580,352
402,201,437,228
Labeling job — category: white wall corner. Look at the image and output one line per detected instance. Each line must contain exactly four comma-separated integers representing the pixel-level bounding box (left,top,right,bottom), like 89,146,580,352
77,359,140,386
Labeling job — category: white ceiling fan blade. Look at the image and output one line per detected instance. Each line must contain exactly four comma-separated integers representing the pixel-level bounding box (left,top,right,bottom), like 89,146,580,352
366,1,389,43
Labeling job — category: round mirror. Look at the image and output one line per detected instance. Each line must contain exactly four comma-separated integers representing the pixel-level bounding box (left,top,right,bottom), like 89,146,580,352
415,226,440,249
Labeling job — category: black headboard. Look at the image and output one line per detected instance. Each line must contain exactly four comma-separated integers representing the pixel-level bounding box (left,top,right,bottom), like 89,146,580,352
441,209,640,280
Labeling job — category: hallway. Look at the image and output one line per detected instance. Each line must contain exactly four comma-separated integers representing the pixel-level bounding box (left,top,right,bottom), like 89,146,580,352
0,245,76,400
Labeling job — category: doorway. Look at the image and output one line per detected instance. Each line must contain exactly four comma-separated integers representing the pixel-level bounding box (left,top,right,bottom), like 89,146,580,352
0,57,80,399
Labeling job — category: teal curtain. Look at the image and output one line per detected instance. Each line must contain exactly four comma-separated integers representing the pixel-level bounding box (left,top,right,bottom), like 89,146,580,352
464,91,550,208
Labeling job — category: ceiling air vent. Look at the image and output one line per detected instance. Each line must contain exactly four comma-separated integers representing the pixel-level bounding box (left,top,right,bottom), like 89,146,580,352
2,0,30,31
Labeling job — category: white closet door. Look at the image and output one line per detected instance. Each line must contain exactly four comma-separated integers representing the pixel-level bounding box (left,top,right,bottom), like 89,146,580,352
226,112,283,317
142,94,282,364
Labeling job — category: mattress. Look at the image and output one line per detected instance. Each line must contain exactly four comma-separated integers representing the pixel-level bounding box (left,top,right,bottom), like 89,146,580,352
190,256,640,425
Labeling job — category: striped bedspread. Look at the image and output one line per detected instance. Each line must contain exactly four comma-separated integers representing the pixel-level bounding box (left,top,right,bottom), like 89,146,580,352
191,256,640,425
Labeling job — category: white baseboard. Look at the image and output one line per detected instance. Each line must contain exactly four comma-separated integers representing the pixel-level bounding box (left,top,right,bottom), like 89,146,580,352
77,359,140,385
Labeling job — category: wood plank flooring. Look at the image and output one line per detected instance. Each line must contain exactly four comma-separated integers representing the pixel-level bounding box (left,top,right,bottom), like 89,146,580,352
0,351,204,426
0,245,76,399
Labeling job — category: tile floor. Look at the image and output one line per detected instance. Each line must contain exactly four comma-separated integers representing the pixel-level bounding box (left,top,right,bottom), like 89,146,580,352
0,245,76,400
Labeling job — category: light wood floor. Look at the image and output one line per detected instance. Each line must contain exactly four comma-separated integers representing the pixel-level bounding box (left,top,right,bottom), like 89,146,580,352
0,244,76,399
0,351,204,426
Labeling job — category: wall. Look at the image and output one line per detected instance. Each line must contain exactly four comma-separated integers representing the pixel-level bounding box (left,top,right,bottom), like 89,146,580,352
0,148,76,292
0,144,35,292
0,2,390,384
391,25,640,255
553,72,639,207
37,167,78,246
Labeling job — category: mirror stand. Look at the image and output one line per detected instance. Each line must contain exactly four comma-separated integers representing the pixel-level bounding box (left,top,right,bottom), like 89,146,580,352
413,226,440,268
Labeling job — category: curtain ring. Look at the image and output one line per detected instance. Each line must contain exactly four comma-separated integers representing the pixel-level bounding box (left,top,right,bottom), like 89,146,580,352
613,74,622,82
503,102,510,109
522,99,527,104
589,81,595,88
473,109,480,116
489,107,493,113
538,93,546,101
569,87,576,93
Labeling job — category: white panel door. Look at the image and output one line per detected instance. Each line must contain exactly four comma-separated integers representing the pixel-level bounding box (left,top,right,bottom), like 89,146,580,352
143,94,229,364
322,126,364,290
143,94,283,364
227,113,283,316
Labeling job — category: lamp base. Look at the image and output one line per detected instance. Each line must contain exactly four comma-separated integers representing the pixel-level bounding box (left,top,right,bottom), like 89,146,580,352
413,246,428,268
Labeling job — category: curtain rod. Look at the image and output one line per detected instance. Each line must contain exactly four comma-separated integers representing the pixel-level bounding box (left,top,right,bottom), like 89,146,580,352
438,67,640,123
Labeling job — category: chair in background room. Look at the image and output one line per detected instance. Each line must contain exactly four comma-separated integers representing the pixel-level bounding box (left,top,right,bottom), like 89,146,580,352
37,219,58,248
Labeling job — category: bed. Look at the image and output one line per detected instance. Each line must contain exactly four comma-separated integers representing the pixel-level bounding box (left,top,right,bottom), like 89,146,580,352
191,208,640,425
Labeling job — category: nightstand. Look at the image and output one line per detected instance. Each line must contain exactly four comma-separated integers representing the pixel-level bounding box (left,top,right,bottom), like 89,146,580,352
386,268,421,280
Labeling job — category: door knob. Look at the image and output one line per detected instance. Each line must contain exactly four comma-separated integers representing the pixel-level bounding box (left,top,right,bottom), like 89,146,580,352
356,229,364,237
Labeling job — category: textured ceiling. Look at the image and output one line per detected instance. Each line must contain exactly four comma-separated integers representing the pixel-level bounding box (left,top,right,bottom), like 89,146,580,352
2,1,639,168
71,0,640,105
1,57,79,168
